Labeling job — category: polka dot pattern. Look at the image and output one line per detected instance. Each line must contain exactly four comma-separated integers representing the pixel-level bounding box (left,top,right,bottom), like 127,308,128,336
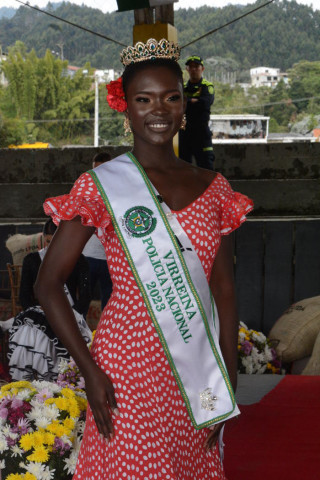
44,172,252,479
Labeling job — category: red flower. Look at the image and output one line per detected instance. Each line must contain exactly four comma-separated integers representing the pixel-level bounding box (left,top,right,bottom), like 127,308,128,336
106,77,127,112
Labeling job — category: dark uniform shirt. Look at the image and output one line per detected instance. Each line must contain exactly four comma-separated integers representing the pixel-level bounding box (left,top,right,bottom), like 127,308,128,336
184,77,215,132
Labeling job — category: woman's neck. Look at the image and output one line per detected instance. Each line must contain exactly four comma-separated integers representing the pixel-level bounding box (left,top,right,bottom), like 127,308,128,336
132,142,179,171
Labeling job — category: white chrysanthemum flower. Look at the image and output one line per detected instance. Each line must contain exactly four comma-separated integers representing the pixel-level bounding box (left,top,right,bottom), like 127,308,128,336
2,425,12,436
41,404,60,422
34,416,51,429
31,381,61,394
64,450,78,475
264,345,274,362
239,321,248,329
26,406,43,421
8,431,19,440
0,459,5,469
58,358,69,373
24,461,46,477
11,445,24,457
61,434,73,447
242,356,254,374
16,388,32,400
252,331,266,343
0,435,8,453
238,331,246,341
41,466,56,480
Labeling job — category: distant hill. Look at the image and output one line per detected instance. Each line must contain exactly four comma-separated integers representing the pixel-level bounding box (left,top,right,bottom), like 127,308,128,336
0,0,319,71
0,7,16,20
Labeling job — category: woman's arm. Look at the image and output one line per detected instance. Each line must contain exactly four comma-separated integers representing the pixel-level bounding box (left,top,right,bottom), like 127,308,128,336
34,216,118,439
209,235,239,392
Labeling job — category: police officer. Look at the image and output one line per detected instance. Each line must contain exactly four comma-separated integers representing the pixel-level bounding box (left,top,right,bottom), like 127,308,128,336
179,55,215,170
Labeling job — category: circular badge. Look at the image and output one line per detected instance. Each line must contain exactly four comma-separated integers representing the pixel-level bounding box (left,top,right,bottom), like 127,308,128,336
123,206,157,238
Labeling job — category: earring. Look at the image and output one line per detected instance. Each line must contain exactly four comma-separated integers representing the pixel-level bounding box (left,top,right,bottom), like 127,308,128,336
123,116,132,135
180,114,187,130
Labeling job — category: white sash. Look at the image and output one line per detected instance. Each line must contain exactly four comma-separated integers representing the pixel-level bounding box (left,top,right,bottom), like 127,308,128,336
90,153,240,429
38,248,74,307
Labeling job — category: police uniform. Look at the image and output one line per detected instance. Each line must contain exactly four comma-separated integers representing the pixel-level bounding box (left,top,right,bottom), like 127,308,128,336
179,56,215,170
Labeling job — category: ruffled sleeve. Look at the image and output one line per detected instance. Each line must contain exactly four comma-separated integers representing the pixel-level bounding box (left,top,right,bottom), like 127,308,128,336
215,174,254,235
43,172,112,235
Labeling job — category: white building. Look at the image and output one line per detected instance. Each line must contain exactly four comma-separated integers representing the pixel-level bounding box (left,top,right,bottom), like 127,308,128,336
209,114,269,143
250,67,288,88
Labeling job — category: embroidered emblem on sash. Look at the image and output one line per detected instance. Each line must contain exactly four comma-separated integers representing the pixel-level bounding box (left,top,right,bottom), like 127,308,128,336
200,388,218,411
123,206,157,238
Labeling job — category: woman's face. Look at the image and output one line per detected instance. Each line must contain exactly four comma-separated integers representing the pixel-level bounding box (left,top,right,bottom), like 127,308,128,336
126,66,185,147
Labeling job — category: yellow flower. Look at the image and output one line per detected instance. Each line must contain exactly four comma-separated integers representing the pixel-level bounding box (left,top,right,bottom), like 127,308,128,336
20,433,35,451
6,474,25,480
53,397,68,411
32,430,46,447
25,474,37,480
76,396,88,411
46,421,68,438
43,431,55,446
63,417,75,430
61,387,76,399
27,445,50,463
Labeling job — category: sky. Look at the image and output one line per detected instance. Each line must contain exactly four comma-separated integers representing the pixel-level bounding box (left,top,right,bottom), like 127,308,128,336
3,0,319,12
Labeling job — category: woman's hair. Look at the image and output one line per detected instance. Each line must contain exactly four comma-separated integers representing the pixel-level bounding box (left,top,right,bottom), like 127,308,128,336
92,152,111,164
43,218,57,236
122,58,183,99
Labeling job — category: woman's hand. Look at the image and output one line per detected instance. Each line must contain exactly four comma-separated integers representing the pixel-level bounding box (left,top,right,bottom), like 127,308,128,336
203,422,225,451
84,365,119,440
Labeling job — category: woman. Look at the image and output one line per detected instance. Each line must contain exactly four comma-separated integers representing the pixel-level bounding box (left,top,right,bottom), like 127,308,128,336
36,39,253,479
8,219,92,381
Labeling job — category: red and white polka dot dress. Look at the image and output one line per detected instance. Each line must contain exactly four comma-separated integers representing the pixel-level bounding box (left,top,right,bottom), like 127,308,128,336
44,171,253,480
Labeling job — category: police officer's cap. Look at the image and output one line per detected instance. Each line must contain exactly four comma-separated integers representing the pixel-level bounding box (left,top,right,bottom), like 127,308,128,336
185,55,204,66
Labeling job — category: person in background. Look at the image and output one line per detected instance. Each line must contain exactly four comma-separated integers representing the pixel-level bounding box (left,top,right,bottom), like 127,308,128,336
8,219,92,381
82,152,113,312
179,55,215,170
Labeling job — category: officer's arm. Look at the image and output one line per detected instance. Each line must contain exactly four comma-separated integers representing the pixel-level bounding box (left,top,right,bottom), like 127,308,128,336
196,82,215,109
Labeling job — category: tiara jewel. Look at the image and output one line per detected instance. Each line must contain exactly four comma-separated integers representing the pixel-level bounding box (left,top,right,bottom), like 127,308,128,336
120,38,181,66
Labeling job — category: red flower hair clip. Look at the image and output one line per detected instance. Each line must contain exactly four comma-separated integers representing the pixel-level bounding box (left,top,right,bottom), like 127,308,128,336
106,77,127,112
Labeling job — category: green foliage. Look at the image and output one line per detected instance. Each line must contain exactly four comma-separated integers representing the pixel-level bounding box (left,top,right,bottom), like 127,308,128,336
0,115,27,147
287,60,320,113
0,0,319,71
0,42,96,145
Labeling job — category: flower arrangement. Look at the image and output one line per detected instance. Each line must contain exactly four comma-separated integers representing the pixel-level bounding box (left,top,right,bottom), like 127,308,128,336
238,321,282,374
0,380,87,480
106,77,127,112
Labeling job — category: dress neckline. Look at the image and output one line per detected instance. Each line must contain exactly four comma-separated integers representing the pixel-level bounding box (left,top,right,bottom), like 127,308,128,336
170,173,220,213
125,152,220,214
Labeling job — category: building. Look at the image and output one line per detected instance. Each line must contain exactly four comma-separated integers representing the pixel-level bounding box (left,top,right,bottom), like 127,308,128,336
250,67,288,88
209,114,269,143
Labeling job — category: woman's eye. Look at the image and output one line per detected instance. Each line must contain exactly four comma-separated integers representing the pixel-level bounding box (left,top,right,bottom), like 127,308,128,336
168,94,181,102
135,96,150,103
